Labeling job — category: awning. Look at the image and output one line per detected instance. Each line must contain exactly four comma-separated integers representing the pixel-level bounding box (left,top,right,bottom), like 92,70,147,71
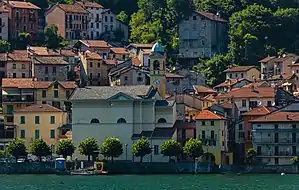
2,90,20,95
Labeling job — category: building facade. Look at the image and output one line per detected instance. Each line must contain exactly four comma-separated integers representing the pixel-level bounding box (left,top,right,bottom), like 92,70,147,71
6,50,31,78
0,6,9,40
224,66,260,81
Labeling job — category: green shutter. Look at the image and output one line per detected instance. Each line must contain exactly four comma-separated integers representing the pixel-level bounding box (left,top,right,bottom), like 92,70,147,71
50,130,55,139
7,105,13,114
35,130,39,139
20,116,25,124
35,116,40,124
50,116,55,124
20,130,25,138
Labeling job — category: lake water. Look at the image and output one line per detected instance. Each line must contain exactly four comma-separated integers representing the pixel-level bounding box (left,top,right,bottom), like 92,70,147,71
0,174,298,190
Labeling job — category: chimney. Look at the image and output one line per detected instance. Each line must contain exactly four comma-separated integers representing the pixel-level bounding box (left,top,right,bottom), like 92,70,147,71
286,115,290,120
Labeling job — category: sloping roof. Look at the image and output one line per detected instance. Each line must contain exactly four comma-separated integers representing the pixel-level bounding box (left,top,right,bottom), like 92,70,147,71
57,4,88,14
242,106,276,116
152,127,175,138
104,59,117,65
224,66,258,72
2,78,34,88
7,50,30,62
165,72,184,78
127,43,154,49
203,94,216,102
195,11,227,23
70,85,153,100
34,81,76,89
59,81,77,89
79,40,112,48
259,56,276,63
33,56,69,65
214,78,250,88
243,81,270,88
85,51,102,60
195,110,225,120
193,85,216,94
76,1,104,8
27,46,48,55
60,49,76,57
215,87,275,99
14,104,62,112
110,47,129,54
250,111,299,123
132,57,141,66
7,1,40,9
141,49,152,55
220,102,233,109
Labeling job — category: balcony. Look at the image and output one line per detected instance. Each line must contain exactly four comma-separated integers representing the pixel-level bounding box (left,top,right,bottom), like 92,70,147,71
255,128,299,132
3,97,34,103
254,138,299,144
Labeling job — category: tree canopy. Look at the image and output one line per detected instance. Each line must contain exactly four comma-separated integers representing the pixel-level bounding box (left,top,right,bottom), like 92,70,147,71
78,137,99,162
160,140,181,160
29,139,51,161
132,136,152,162
183,138,203,159
6,138,27,160
56,139,76,159
100,137,123,162
0,40,10,53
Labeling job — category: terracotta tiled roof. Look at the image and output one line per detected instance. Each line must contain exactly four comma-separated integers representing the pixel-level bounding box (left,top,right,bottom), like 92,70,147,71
60,49,76,57
110,47,129,54
259,56,276,63
243,81,270,88
86,51,102,60
242,106,275,116
185,106,199,112
196,11,227,23
224,66,258,72
76,1,104,8
34,81,76,89
33,81,52,88
7,50,29,62
131,57,141,67
2,78,34,88
0,53,7,61
220,102,233,109
80,40,112,48
14,104,62,112
203,94,216,102
250,111,299,123
128,43,154,49
59,81,77,89
27,46,48,55
0,6,8,12
104,59,117,65
193,85,216,93
142,49,152,55
7,1,40,9
57,4,88,14
33,56,69,65
165,72,184,78
215,87,275,99
214,78,250,88
195,110,225,120
269,73,293,80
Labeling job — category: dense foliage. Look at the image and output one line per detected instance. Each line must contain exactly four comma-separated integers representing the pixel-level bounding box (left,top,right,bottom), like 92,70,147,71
160,140,181,160
100,137,123,162
132,136,152,162
78,137,99,162
6,138,27,161
183,138,203,159
56,139,76,159
29,139,52,161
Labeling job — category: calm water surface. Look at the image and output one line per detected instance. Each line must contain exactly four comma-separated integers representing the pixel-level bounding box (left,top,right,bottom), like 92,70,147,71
0,174,298,190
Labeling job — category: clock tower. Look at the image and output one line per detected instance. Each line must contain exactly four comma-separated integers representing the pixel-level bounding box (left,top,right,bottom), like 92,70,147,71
149,42,166,99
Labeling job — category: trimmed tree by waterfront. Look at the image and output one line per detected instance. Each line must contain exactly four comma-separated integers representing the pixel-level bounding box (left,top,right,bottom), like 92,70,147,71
160,140,181,161
245,148,257,165
132,136,152,163
29,139,51,162
100,137,123,163
183,138,203,161
56,139,76,159
6,138,27,161
78,137,99,162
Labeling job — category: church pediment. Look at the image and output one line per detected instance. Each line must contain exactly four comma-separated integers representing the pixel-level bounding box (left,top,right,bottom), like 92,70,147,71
108,92,135,101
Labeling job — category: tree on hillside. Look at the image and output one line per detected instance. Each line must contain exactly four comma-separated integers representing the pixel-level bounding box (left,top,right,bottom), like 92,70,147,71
78,137,99,162
45,25,63,49
160,140,181,161
100,137,123,163
0,40,10,53
56,139,76,159
117,11,129,24
29,139,51,161
6,138,27,161
132,136,152,163
183,138,203,161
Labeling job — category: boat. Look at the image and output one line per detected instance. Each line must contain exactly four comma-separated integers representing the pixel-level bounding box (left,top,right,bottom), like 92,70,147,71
71,162,108,176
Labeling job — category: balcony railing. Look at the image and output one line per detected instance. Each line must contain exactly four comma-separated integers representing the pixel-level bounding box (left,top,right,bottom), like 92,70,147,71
3,98,34,103
254,138,299,144
255,128,299,132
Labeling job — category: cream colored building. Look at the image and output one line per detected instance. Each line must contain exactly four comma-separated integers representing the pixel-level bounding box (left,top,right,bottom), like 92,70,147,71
6,50,31,78
224,66,260,81
0,6,9,40
14,104,67,146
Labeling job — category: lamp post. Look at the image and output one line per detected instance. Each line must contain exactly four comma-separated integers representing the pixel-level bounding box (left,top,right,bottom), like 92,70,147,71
125,144,128,161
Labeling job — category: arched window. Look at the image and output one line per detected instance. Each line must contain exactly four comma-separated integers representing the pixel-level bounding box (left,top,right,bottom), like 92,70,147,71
153,60,160,71
117,118,126,124
158,118,167,123
90,118,100,123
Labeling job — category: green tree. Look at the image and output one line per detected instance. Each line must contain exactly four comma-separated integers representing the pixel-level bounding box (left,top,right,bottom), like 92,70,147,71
56,139,76,159
45,25,63,49
183,138,203,160
78,137,99,162
100,137,123,163
132,136,152,163
160,140,181,161
117,11,129,24
29,139,51,161
245,148,257,165
0,40,10,53
6,138,27,161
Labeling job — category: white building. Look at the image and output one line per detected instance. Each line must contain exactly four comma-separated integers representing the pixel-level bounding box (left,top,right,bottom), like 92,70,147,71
70,43,178,162
0,7,9,40
251,102,299,165
179,11,228,65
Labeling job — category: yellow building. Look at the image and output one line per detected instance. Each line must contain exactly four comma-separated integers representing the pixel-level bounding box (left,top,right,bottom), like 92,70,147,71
14,104,67,146
195,109,233,165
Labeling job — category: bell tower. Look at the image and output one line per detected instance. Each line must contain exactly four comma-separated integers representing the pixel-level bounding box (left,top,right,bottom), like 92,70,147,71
149,42,166,99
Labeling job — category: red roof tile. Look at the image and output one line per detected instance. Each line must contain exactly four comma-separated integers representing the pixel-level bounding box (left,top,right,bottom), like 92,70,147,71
110,47,129,54
215,87,275,99
80,40,112,48
7,1,40,9
214,78,250,88
165,72,184,78
224,66,258,72
76,1,103,8
57,4,88,14
104,59,117,65
15,104,62,112
60,49,76,57
259,56,276,63
242,106,274,116
86,51,102,60
196,11,227,23
128,43,154,49
193,85,216,93
220,102,233,109
33,81,52,88
132,57,141,67
250,111,299,123
195,110,225,120
7,50,30,62
59,81,77,89
2,78,34,88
